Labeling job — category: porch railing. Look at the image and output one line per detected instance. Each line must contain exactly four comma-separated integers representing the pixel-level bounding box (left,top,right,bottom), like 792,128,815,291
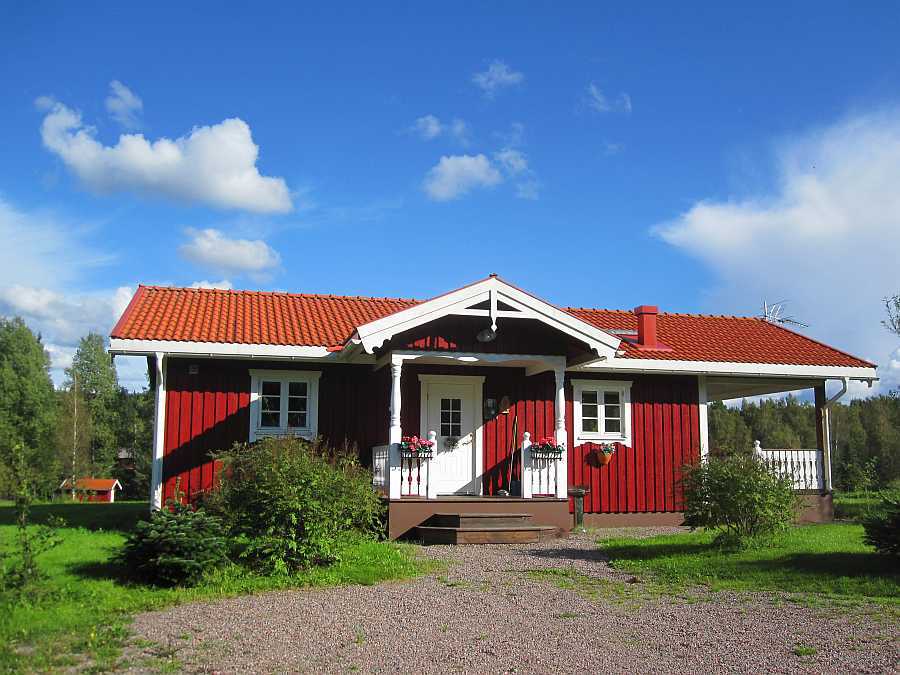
755,441,824,491
520,432,564,498
371,431,437,498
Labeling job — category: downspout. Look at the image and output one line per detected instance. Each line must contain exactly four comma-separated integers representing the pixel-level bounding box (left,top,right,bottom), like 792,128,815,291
820,377,849,492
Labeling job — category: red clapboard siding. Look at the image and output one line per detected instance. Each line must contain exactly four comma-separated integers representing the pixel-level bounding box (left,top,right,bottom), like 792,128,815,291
567,374,700,514
161,360,387,504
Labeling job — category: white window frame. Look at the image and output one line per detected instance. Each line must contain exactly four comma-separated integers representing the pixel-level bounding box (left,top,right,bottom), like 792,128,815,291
249,369,322,442
571,379,632,446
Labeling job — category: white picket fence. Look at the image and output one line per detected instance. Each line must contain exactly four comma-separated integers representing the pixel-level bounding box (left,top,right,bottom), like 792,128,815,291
755,441,824,491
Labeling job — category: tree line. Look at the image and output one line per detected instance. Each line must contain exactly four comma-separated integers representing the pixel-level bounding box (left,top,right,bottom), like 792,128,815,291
0,318,153,500
710,394,900,491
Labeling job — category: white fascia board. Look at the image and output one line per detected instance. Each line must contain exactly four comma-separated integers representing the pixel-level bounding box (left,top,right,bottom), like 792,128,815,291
109,337,336,360
354,277,620,357
575,357,878,380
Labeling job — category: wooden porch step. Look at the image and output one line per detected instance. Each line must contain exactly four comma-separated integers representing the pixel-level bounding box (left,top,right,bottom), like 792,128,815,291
429,512,534,528
415,524,560,545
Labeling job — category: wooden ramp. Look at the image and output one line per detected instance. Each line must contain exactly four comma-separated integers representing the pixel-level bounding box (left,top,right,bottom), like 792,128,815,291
415,512,561,544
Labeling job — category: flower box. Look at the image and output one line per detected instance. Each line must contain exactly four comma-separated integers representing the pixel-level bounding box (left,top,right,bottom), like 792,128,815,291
399,435,435,459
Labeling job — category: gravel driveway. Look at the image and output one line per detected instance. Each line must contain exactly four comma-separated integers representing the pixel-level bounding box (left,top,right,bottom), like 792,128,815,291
125,529,899,674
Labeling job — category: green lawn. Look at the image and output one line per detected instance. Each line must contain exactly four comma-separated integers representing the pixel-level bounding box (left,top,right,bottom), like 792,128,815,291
600,523,899,605
833,491,883,521
0,502,425,672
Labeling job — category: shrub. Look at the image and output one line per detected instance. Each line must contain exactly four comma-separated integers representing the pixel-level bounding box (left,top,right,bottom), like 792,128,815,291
208,437,384,573
862,493,900,557
682,452,800,549
119,498,228,586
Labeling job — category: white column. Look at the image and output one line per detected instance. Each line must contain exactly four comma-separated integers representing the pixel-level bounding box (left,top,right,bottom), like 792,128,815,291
554,365,568,498
150,352,167,511
426,430,438,499
698,375,709,461
521,431,533,498
387,358,403,499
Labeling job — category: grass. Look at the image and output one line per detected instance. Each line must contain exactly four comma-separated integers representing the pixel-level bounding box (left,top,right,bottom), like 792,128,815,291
0,502,426,672
599,523,899,606
833,491,883,521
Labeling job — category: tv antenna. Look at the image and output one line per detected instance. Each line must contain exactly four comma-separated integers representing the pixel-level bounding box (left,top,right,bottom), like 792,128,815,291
762,300,808,328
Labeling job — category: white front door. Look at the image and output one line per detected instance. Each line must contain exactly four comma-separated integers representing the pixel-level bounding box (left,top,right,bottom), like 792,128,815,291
423,379,481,495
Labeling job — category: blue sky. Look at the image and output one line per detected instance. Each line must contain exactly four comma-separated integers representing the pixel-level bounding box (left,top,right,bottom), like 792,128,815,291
1,2,899,392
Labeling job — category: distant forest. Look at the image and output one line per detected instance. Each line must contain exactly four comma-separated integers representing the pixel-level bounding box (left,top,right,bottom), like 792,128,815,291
710,394,900,491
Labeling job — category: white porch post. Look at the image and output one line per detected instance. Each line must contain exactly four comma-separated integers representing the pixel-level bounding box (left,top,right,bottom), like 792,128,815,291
698,375,709,461
554,365,568,499
521,431,533,498
426,430,438,499
150,352,167,511
388,358,403,499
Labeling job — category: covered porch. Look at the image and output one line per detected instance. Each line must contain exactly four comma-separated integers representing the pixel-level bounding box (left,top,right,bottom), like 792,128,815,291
369,351,573,540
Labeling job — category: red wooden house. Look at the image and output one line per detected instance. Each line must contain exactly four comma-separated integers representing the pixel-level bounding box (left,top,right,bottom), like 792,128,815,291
60,478,123,503
109,275,876,539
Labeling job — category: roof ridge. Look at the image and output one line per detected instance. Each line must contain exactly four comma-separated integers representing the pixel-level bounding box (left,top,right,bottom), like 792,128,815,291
566,306,765,320
140,285,423,304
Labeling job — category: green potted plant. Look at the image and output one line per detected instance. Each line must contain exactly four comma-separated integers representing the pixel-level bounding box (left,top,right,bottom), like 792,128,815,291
595,443,616,465
399,435,435,458
530,436,565,459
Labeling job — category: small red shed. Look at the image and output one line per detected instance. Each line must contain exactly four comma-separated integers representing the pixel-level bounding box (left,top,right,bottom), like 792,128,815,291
59,478,123,503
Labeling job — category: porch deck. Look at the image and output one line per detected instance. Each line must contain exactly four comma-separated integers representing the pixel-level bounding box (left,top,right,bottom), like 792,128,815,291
384,495,571,540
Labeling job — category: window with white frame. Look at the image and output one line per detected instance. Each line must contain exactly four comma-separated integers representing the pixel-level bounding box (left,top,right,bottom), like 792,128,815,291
249,370,321,441
572,379,632,445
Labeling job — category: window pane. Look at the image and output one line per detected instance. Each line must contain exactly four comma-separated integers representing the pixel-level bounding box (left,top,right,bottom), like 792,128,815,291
582,404,598,419
289,397,307,412
441,422,451,436
261,412,280,427
605,405,621,419
583,418,598,432
288,412,307,428
582,390,597,404
289,381,307,397
260,380,281,428
605,419,621,433
441,411,450,424
604,391,620,405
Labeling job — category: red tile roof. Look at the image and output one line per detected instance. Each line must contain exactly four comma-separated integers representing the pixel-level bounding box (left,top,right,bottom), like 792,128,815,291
111,285,874,368
61,478,121,491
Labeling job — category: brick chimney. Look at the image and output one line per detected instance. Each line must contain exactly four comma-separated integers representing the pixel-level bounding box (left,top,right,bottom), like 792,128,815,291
634,305,659,349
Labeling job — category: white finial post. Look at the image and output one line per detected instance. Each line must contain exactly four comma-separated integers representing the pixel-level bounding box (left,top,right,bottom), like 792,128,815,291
521,432,533,498
426,430,438,498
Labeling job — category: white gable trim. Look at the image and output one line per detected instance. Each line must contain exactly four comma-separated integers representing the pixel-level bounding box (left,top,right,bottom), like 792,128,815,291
353,277,621,358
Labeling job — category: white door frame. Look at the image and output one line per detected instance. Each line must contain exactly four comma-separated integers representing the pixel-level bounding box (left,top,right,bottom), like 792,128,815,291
418,374,485,495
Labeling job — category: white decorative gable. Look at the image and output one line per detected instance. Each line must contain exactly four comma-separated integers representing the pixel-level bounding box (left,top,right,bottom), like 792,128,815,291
352,276,621,359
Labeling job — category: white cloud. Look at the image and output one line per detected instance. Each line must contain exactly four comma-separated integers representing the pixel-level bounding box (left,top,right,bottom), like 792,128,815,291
105,80,143,129
494,147,539,200
472,60,524,98
189,279,233,290
412,115,443,140
655,108,900,395
38,98,292,213
586,83,631,114
410,115,469,144
179,228,281,277
0,196,113,288
0,283,145,388
495,148,528,175
422,154,503,201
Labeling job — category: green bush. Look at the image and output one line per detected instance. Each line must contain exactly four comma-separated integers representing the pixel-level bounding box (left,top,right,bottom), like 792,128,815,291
862,493,900,557
682,452,800,549
208,437,384,573
118,499,228,586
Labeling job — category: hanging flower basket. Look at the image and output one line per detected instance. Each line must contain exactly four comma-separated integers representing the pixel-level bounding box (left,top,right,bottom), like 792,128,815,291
530,436,565,460
399,435,435,459
595,443,616,466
